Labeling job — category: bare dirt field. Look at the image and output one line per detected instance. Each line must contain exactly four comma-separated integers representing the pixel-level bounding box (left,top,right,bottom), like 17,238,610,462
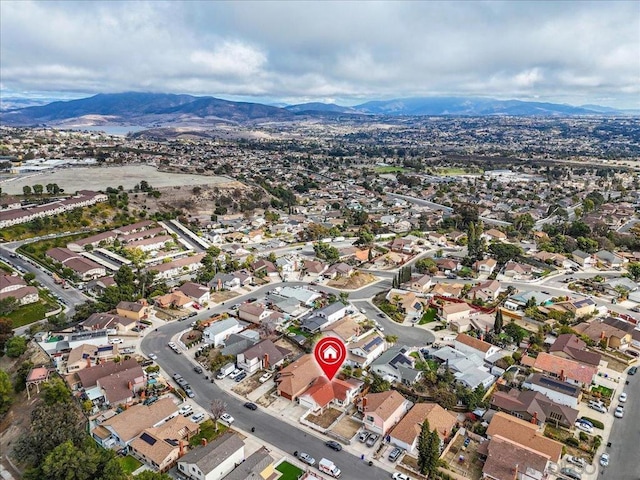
306,407,342,429
232,374,261,396
331,415,361,440
1,165,232,195
210,291,240,303
328,272,378,290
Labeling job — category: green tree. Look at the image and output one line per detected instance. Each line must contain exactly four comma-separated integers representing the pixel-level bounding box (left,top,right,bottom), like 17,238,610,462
339,292,349,305
504,322,527,345
0,316,13,351
514,213,535,234
6,336,27,358
415,258,437,274
369,373,391,393
494,309,503,334
627,262,640,281
23,185,32,196
0,297,18,315
41,440,99,480
418,420,440,476
488,242,523,265
135,472,172,480
41,377,71,405
32,184,44,196
0,369,13,414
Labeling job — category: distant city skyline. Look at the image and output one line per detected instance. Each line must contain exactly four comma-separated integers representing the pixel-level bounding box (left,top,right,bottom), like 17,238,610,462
1,1,639,109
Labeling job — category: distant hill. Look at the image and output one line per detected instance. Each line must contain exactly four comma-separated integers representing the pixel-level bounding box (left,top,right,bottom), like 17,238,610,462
0,92,628,127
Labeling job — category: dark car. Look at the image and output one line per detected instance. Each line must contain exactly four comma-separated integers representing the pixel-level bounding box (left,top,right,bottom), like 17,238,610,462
244,402,258,410
194,365,203,374
235,372,247,382
325,440,342,451
629,366,638,375
560,467,582,480
388,447,402,462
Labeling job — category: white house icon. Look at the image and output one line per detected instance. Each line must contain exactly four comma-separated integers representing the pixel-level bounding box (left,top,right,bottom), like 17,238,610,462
322,345,338,360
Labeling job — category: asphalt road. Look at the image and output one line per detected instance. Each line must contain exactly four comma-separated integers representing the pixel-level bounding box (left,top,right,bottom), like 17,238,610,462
600,369,640,480
142,324,392,480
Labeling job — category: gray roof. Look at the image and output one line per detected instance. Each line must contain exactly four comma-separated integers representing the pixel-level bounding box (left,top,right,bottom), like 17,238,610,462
223,447,273,480
316,301,346,318
204,318,240,336
221,334,259,356
178,432,244,474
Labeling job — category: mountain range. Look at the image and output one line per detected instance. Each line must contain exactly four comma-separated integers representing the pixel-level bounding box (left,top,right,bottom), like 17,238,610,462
0,92,633,127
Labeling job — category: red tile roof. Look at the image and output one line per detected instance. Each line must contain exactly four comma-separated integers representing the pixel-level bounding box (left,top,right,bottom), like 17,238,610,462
533,352,597,385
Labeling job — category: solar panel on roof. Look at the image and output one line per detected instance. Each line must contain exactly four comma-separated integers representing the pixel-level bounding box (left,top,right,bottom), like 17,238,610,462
140,432,156,445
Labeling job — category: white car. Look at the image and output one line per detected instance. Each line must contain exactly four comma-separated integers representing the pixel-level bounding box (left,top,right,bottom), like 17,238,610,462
259,372,273,383
148,353,157,360
109,338,123,344
614,406,624,418
599,453,610,467
619,392,627,403
179,405,193,416
360,308,366,314
220,413,234,424
298,452,316,466
566,456,586,468
574,422,593,434
392,473,412,480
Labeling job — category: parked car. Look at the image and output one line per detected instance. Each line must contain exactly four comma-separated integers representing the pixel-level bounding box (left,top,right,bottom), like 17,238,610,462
259,372,273,383
220,413,234,424
629,366,638,375
566,456,586,468
588,401,607,414
244,402,258,410
193,303,201,310
185,388,196,398
365,433,379,447
560,467,582,480
325,440,342,451
234,372,247,382
297,452,316,466
614,406,624,418
577,418,593,428
109,338,123,345
392,474,411,480
388,447,402,462
179,405,193,416
148,353,157,360
191,412,206,423
599,453,610,467
193,365,203,374
619,392,627,403
575,422,593,434
358,431,370,443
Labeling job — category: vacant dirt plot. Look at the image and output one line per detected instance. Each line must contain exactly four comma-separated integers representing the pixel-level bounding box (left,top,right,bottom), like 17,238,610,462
256,388,278,408
306,408,342,429
328,272,378,290
210,291,240,303
232,374,261,396
331,416,361,440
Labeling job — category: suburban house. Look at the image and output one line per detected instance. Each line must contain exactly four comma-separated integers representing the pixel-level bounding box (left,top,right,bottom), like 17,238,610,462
81,312,137,332
154,291,193,309
572,249,594,267
594,250,625,268
323,316,366,343
385,289,424,318
390,237,414,253
532,352,597,388
359,390,412,436
479,434,552,480
503,260,534,279
428,232,447,245
324,262,354,278
440,302,474,324
454,333,501,361
504,291,554,311
548,334,601,366
236,339,291,374
522,373,582,409
560,297,597,317
482,229,507,241
223,447,276,480
0,274,39,305
177,432,245,480
301,302,349,333
573,320,632,350
485,412,563,464
298,376,361,412
203,318,245,347
408,274,433,293
347,332,387,368
74,358,140,390
253,259,279,278
302,259,327,276
277,354,322,401
238,303,270,324
435,258,460,274
116,300,150,321
66,343,119,373
432,346,497,390
370,346,422,385
277,286,322,306
490,389,579,428
468,279,502,302
473,258,497,275
389,403,457,455
91,398,178,450
221,331,260,357
130,416,199,472
176,282,211,305
431,283,464,298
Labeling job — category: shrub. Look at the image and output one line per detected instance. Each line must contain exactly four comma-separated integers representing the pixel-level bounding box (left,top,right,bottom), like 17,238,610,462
566,437,580,447
578,432,589,442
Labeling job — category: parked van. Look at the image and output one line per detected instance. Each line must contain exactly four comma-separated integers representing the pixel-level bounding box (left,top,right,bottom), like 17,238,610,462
318,458,341,478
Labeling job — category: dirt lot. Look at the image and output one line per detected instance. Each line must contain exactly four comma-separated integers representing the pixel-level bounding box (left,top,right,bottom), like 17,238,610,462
256,387,278,408
328,272,378,290
1,165,232,195
210,291,241,303
232,374,261,396
331,416,361,440
306,407,342,429
441,434,483,480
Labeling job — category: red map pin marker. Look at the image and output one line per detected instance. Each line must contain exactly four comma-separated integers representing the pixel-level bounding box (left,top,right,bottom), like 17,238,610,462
314,337,347,380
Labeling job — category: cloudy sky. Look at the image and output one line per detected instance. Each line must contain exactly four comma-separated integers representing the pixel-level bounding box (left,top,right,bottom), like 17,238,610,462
1,1,639,108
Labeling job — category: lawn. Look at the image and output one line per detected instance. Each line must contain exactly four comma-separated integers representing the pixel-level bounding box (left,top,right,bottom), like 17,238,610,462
287,325,311,338
275,461,304,480
118,455,142,475
433,167,483,176
591,385,613,399
0,261,13,273
374,166,407,174
7,300,59,328
419,307,437,325
189,420,229,447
